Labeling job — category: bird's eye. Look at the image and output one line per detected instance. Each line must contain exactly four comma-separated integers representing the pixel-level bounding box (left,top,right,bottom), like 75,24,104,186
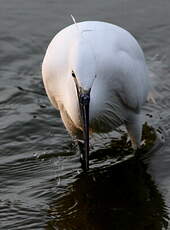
72,71,76,78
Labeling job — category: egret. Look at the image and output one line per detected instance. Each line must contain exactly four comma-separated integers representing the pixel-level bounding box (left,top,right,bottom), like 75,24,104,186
42,21,150,171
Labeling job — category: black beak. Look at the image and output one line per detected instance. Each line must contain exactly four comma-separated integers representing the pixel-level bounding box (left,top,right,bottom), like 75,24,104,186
72,71,90,171
79,91,90,171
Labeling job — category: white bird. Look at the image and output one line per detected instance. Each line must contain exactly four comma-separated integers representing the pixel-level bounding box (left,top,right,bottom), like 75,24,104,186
42,21,150,171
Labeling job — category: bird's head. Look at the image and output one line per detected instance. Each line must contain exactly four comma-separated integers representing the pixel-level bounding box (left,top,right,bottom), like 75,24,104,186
70,37,96,171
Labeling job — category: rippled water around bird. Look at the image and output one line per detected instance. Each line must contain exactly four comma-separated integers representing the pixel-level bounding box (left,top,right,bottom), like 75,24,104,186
0,0,170,229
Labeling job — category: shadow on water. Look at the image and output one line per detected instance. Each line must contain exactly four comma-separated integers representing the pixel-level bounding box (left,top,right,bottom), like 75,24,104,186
46,124,169,230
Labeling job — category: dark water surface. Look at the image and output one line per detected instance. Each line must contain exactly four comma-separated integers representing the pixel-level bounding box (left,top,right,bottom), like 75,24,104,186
0,0,170,229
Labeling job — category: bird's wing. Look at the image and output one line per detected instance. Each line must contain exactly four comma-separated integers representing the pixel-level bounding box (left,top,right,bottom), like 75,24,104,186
115,51,149,112
42,65,59,109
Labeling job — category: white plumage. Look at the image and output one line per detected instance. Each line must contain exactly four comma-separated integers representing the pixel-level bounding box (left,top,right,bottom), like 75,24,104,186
42,21,150,169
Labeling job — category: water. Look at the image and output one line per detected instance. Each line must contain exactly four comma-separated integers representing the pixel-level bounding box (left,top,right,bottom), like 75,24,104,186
0,0,170,229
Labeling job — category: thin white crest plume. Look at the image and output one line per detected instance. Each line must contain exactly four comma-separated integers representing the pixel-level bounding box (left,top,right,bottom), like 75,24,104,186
70,15,80,33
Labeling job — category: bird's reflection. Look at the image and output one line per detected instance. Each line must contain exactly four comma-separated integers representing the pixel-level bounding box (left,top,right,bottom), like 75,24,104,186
46,125,169,230
46,157,168,230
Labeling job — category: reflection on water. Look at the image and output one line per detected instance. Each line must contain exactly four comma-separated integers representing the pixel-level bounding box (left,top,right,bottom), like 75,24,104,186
47,157,169,230
46,125,168,230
